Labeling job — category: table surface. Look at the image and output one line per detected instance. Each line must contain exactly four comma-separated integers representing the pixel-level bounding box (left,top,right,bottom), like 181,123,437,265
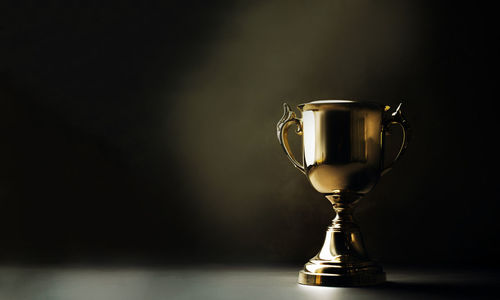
0,265,498,300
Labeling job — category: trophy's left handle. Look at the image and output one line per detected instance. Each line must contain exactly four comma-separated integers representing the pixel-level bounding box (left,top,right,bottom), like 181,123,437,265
277,103,306,174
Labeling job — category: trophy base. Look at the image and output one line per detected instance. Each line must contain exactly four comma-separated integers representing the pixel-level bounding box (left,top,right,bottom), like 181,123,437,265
297,192,386,287
298,265,386,287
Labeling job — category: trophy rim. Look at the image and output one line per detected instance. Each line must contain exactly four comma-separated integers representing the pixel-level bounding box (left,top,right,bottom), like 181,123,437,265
298,99,385,111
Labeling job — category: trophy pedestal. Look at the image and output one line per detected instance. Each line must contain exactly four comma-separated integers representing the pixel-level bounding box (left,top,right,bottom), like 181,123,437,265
298,266,385,287
297,193,386,287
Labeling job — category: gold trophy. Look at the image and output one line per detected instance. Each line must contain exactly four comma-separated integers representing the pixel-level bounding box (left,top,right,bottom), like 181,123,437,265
277,100,410,287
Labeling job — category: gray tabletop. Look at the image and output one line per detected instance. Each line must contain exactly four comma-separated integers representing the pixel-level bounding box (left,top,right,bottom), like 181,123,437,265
0,266,498,300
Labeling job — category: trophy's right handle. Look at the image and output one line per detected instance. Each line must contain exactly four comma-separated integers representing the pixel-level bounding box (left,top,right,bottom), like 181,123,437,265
277,103,306,174
381,103,411,176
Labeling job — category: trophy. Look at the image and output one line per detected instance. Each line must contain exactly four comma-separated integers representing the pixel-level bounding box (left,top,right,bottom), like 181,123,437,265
277,100,410,286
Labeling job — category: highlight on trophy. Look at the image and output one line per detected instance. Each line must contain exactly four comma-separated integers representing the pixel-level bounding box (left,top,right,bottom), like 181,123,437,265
276,100,410,287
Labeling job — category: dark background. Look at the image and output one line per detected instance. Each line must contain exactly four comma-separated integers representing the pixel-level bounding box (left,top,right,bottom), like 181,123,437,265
1,1,498,268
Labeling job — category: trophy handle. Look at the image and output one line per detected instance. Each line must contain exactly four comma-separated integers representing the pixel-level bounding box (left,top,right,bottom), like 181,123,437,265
381,103,411,176
277,103,306,174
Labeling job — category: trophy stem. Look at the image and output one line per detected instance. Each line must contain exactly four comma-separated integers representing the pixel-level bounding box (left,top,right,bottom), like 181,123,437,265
332,202,354,229
297,192,386,287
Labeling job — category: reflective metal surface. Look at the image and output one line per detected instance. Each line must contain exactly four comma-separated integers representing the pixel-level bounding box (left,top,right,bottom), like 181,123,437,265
277,100,410,287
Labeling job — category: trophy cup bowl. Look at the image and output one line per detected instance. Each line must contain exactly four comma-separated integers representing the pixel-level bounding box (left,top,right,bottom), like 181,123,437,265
277,100,410,287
